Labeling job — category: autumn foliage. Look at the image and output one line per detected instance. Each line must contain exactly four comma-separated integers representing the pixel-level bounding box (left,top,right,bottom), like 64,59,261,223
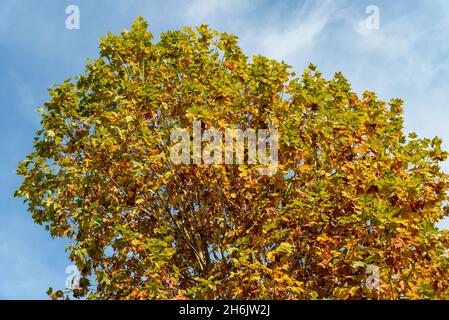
15,17,449,299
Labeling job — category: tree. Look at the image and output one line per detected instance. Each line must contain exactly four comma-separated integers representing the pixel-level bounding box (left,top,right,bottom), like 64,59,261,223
15,17,449,299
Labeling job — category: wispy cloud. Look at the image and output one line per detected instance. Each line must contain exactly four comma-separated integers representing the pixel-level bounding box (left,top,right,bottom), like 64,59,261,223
185,0,251,22
240,0,338,61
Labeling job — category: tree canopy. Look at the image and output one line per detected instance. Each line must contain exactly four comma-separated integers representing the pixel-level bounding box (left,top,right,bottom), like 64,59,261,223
15,17,449,299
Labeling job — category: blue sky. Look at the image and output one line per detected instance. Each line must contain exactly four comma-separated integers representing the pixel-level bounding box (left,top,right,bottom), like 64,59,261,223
1,0,449,299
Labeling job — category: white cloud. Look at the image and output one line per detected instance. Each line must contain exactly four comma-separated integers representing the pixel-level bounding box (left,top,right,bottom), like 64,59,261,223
185,0,249,22
231,0,339,63
179,0,340,64
243,1,335,60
